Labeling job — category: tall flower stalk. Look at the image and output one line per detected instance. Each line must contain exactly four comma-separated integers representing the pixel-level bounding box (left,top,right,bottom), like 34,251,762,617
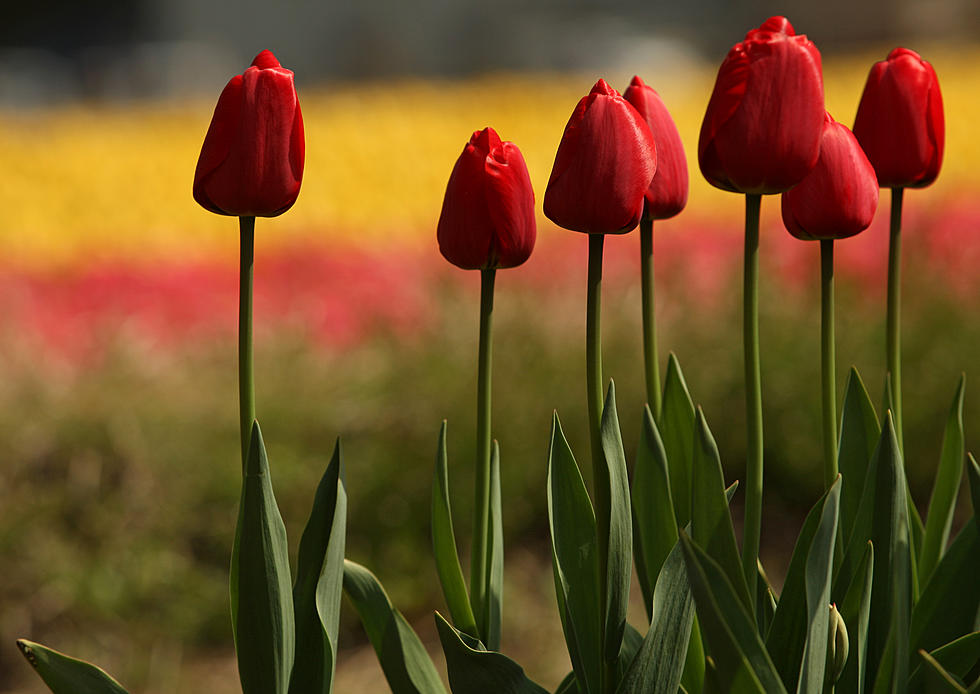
239,216,257,467
820,239,837,485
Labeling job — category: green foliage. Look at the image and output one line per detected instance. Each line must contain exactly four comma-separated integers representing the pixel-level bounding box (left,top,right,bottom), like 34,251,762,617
15,640,129,694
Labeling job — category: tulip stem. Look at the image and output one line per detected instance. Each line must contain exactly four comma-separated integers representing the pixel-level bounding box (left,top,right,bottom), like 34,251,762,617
820,239,838,488
238,216,256,470
741,193,763,607
887,187,904,453
470,265,496,639
640,219,662,419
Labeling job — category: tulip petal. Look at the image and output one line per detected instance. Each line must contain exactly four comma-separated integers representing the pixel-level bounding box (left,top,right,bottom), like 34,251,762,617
193,74,244,215
485,142,535,268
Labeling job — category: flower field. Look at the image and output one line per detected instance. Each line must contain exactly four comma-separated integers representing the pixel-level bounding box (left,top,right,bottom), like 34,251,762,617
2,48,980,692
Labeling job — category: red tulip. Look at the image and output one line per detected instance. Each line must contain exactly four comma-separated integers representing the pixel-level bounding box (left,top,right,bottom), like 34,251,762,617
698,16,824,195
852,47,944,189
623,76,688,220
193,50,305,217
781,112,879,240
437,127,536,270
544,79,657,234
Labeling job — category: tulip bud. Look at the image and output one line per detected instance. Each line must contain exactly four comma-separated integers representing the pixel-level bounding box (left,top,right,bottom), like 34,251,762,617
193,50,305,217
699,16,825,195
825,603,849,685
781,112,879,241
544,79,657,234
436,127,536,270
853,47,944,189
623,76,688,221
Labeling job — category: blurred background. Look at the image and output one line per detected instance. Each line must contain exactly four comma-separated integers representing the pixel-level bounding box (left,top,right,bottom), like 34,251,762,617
1,1,979,691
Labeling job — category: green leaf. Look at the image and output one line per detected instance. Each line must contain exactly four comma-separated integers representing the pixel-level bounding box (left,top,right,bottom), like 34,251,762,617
679,533,787,693
884,374,926,568
659,353,696,527
920,375,966,586
16,640,128,694
485,440,504,652
756,562,777,639
691,407,751,610
910,521,980,656
431,422,479,639
289,438,347,694
548,412,602,694
767,479,841,691
968,453,980,520
599,381,633,662
909,632,980,693
553,626,643,694
835,541,873,694
631,404,678,622
797,477,841,694
342,560,446,694
914,651,968,692
232,421,294,694
838,368,880,548
616,539,695,694
434,612,549,693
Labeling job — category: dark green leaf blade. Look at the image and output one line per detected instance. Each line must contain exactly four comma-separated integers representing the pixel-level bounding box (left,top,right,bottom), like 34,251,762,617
16,640,128,694
909,632,980,692
835,541,873,694
342,560,446,694
837,367,880,548
485,440,504,652
969,453,980,518
289,438,347,694
232,421,295,694
914,651,968,693
435,612,549,694
431,422,479,639
659,353,696,527
631,404,678,621
920,375,966,585
548,412,602,694
600,381,633,662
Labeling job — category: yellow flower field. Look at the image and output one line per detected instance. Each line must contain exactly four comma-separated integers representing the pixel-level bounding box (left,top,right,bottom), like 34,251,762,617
1,47,977,269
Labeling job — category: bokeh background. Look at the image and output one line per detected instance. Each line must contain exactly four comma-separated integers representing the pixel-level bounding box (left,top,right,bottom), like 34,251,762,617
2,1,979,691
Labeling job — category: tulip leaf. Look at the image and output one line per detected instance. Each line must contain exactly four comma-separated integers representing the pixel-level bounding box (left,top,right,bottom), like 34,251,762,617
914,651,968,693
883,375,925,567
767,479,841,691
659,353,696,527
615,538,695,694
289,438,347,694
631,404,678,621
679,532,787,693
342,560,447,694
920,375,966,586
434,612,549,693
16,640,128,694
548,412,602,694
553,625,643,694
908,633,980,693
599,381,633,663
834,541,874,694
431,422,479,639
691,407,751,610
756,561,777,639
797,477,841,694
838,367,880,547
232,421,294,694
969,453,980,519
485,440,504,652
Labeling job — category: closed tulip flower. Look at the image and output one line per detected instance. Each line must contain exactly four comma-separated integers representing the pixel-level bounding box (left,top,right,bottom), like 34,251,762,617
782,113,879,240
193,50,304,217
544,79,657,234
623,76,688,220
437,127,536,270
699,16,824,195
853,47,944,189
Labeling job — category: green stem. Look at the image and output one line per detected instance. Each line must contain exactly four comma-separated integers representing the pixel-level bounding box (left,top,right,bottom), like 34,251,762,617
741,193,763,606
887,187,904,453
238,216,256,470
640,219,662,419
821,239,838,488
469,266,496,637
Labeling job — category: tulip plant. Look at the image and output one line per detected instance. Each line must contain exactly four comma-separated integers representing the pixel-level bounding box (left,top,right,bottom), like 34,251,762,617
16,18,980,694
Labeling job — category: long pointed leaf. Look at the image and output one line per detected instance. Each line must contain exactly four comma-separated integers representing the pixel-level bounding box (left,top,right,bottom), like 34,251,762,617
838,368,880,547
600,381,633,662
485,440,504,652
548,412,602,694
915,651,968,692
342,560,446,694
659,353,696,526
968,453,980,518
835,541,873,694
920,375,966,585
289,439,347,694
431,422,479,638
232,421,294,694
909,633,980,693
16,641,128,694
